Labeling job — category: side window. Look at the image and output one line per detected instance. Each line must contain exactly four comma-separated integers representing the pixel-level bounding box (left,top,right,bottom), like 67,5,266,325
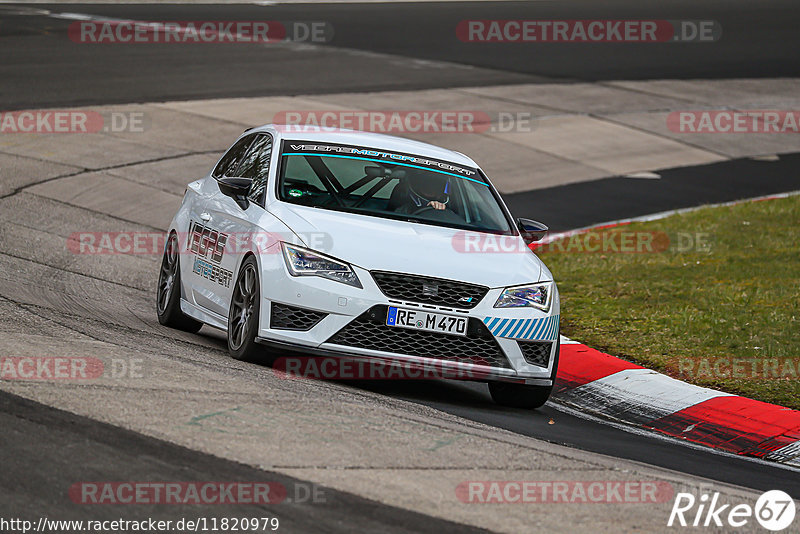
212,134,255,178
236,134,273,206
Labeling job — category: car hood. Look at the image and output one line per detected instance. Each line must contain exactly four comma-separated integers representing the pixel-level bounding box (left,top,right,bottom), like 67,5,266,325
268,203,544,288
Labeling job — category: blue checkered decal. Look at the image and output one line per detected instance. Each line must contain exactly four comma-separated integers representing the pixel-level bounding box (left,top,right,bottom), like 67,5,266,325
483,315,560,340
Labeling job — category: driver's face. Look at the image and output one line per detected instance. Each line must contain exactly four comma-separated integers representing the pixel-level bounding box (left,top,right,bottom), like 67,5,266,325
409,172,445,200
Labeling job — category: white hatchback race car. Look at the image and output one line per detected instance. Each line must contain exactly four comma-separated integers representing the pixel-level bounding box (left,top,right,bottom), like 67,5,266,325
157,125,560,408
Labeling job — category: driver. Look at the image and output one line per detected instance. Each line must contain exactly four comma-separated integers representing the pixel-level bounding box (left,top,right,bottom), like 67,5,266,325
394,169,450,213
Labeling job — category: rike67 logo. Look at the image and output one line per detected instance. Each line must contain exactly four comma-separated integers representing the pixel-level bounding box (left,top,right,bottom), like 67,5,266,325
668,490,796,531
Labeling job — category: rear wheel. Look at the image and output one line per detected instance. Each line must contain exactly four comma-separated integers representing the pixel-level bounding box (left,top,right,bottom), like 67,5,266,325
489,337,560,409
227,256,262,362
156,232,203,333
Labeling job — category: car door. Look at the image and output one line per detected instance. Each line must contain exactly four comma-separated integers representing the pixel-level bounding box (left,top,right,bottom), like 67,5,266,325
200,133,275,318
185,133,257,316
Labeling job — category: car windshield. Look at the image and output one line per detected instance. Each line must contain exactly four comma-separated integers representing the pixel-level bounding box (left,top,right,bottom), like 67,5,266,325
277,141,513,234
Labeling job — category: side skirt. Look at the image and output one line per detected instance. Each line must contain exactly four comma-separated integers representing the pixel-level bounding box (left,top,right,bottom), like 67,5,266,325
180,298,227,331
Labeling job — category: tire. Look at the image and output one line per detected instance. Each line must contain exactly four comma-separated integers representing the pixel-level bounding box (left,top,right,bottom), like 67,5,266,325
227,255,263,362
156,232,203,333
489,337,560,409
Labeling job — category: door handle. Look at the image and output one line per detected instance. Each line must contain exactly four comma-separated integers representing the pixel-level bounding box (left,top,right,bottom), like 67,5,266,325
200,212,212,222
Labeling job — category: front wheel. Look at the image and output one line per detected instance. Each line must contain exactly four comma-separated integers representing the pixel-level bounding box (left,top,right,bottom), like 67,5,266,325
488,382,553,409
489,337,560,409
227,256,263,362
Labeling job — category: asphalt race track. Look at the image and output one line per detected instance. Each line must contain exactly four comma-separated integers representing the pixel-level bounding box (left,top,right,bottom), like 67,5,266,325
1,2,799,532
2,0,800,109
505,153,800,231
0,392,488,534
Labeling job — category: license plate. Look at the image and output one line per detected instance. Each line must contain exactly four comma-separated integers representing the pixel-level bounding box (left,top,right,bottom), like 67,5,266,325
386,307,468,336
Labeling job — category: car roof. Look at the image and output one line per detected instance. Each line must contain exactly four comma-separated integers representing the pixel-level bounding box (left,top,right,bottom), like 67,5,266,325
248,124,479,169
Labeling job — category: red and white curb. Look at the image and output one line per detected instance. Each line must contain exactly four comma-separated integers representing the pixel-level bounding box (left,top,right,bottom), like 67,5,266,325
553,338,800,467
545,191,800,467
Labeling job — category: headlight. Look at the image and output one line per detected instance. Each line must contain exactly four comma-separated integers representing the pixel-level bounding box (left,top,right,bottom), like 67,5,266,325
281,243,362,288
494,282,553,311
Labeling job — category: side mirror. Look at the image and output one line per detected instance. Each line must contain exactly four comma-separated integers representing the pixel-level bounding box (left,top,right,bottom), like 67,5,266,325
517,218,548,244
218,177,252,210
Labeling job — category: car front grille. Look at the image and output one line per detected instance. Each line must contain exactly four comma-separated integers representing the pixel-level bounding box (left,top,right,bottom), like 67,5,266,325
517,340,552,368
326,305,511,369
270,302,327,331
370,271,488,309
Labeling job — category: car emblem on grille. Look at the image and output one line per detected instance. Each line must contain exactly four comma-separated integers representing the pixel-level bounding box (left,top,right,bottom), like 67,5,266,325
422,283,439,297
459,296,474,303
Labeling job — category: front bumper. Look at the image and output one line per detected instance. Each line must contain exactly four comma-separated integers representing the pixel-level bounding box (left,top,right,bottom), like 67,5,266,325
256,257,560,384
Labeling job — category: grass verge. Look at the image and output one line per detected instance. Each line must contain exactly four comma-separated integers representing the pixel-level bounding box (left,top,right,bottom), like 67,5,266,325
538,194,799,410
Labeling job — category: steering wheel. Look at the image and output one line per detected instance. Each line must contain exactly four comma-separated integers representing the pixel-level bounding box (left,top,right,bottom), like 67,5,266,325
410,205,441,216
